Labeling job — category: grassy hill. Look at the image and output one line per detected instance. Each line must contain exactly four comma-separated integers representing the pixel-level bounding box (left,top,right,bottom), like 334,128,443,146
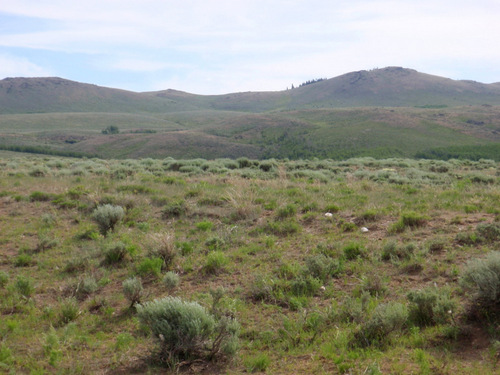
1,67,500,160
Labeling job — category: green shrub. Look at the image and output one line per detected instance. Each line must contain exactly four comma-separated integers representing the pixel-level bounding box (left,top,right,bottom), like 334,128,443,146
305,254,343,281
35,233,59,252
196,220,214,231
64,255,90,274
455,231,480,245
147,233,177,270
476,223,500,242
136,257,163,278
59,298,80,325
290,275,322,297
407,288,456,327
29,191,55,202
204,251,229,275
237,157,252,168
353,302,408,347
161,200,187,219
76,276,98,300
102,125,119,134
249,276,285,304
0,271,9,288
339,294,370,324
324,204,340,213
343,242,365,260
74,227,100,241
104,242,130,265
14,275,34,299
244,353,271,373
276,204,297,220
136,297,239,363
359,274,387,297
264,220,300,236
358,209,380,223
14,254,33,267
427,238,446,253
461,251,500,318
390,212,428,233
122,277,144,307
341,221,357,232
205,236,226,251
29,167,49,177
381,241,415,261
163,271,180,290
92,204,124,235
177,241,194,256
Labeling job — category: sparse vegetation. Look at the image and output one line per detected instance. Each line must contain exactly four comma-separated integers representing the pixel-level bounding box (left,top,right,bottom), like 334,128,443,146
0,154,499,373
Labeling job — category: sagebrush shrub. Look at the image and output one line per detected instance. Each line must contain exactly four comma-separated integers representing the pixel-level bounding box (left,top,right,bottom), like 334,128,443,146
461,251,500,318
475,223,500,242
163,271,180,290
76,276,98,300
353,302,408,347
161,200,186,219
407,287,456,327
147,232,177,270
15,275,34,299
92,204,124,235
276,204,297,220
305,254,342,281
122,277,144,307
59,298,80,325
136,297,239,363
104,242,129,265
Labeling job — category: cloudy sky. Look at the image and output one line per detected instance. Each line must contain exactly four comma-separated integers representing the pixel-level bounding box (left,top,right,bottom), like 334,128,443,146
1,0,499,94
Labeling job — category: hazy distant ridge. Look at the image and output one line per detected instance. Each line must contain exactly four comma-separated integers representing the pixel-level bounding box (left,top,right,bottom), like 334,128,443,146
2,67,500,114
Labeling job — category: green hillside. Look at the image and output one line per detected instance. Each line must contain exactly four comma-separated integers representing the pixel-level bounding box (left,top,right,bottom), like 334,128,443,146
1,67,500,160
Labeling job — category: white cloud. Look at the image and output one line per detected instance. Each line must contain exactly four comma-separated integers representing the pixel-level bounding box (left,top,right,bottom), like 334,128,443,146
0,54,52,77
104,59,172,72
1,0,500,92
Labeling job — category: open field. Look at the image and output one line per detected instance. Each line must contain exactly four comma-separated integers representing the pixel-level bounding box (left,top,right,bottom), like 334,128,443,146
0,155,499,374
1,105,500,160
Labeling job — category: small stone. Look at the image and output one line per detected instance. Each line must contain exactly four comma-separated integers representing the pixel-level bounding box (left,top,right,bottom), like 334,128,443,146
325,212,333,217
361,227,369,233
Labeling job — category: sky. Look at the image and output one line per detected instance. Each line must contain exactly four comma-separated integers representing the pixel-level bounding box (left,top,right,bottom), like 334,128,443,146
1,0,500,95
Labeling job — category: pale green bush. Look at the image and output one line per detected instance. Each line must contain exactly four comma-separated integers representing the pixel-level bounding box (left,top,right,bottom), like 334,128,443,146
122,277,144,307
136,297,239,363
354,302,408,347
163,272,180,290
92,204,124,235
461,251,500,317
407,287,456,327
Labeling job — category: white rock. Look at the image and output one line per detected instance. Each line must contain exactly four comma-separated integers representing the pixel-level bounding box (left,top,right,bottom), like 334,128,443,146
361,227,369,233
324,212,333,217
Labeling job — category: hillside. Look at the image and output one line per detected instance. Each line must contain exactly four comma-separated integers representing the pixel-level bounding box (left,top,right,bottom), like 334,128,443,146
1,67,500,160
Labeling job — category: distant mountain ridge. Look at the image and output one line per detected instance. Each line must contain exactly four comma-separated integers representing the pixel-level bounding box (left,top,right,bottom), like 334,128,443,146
2,67,500,114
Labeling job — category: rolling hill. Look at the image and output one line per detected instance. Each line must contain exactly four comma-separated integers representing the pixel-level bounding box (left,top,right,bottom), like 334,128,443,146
1,67,500,160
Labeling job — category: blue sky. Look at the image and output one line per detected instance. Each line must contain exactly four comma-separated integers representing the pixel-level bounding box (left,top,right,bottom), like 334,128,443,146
1,0,500,94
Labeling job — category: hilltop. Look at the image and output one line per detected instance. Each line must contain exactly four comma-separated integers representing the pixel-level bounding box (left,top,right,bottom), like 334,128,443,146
1,67,500,160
